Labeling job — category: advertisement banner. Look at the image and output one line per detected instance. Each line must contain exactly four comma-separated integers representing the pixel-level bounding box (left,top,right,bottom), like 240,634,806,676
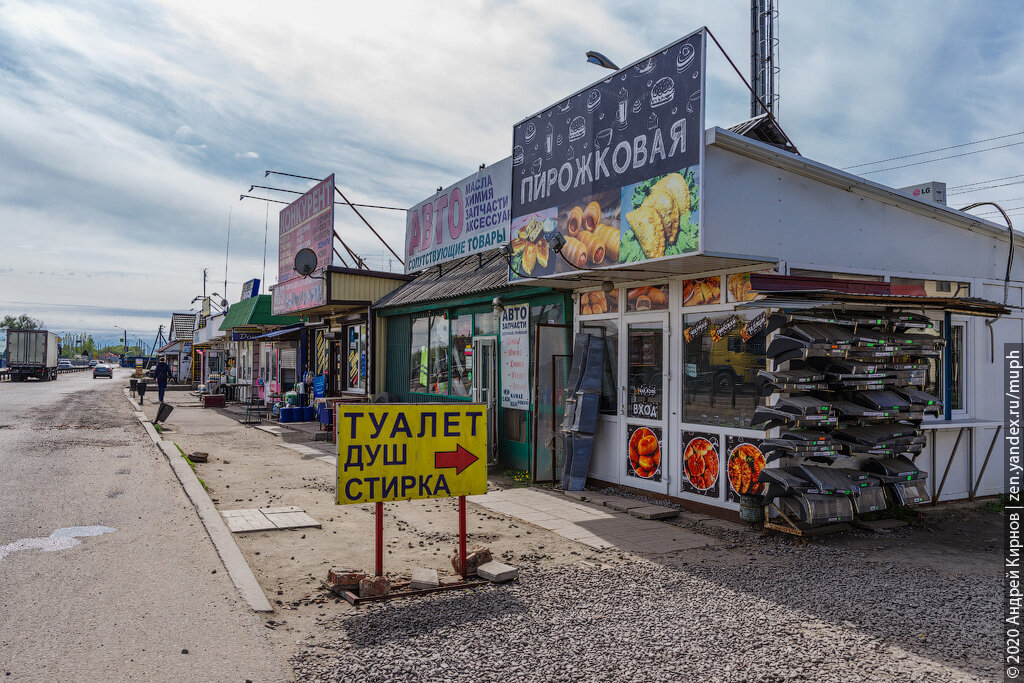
509,29,705,280
499,303,530,409
273,175,334,315
241,278,261,300
405,158,512,273
335,404,488,505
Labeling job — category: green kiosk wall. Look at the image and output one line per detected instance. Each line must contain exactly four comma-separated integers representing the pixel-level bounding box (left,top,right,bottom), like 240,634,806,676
379,289,570,474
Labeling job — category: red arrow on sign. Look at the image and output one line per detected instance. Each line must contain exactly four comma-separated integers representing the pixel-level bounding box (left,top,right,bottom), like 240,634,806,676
434,445,479,475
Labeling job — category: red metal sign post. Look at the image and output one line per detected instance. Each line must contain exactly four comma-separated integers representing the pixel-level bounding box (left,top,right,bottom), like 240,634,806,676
375,502,384,577
458,495,467,577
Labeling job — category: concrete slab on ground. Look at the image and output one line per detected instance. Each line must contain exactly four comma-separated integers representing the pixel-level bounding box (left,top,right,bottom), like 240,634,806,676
468,487,715,554
221,506,321,533
629,505,679,520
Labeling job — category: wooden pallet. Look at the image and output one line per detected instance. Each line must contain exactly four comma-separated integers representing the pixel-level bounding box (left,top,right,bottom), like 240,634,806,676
762,503,850,542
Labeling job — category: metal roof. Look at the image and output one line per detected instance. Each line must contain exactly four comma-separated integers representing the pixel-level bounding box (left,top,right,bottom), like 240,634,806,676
219,294,300,331
727,114,797,154
374,250,510,310
169,312,197,341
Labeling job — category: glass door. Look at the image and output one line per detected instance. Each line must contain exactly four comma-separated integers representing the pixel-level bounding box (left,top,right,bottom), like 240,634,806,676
532,323,570,483
472,336,498,463
624,314,669,493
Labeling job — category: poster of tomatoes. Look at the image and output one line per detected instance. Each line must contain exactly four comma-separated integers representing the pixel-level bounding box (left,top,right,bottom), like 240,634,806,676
725,435,766,502
626,424,662,482
681,430,720,497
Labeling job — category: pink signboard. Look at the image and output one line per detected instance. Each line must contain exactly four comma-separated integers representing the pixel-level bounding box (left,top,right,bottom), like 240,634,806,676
273,174,335,315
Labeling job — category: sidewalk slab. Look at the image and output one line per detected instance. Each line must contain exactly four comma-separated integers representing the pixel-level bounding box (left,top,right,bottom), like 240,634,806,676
629,505,679,520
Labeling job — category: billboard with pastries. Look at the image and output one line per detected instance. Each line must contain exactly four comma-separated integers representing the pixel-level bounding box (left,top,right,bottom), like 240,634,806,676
509,29,705,280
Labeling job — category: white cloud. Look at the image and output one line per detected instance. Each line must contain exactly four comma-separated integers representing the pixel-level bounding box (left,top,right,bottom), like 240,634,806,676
236,151,259,159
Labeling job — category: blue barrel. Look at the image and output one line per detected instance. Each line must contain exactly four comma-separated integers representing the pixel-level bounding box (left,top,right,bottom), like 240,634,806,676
303,406,316,422
279,407,293,423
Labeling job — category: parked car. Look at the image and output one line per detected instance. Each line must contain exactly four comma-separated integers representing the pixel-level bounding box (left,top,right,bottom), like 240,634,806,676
93,364,113,379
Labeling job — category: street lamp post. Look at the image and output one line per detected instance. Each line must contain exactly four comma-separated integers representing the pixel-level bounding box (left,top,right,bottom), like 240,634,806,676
113,325,128,366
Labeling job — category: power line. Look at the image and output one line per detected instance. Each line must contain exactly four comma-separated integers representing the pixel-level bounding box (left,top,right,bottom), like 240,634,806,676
949,179,1024,196
856,140,1024,175
949,173,1024,190
843,130,1024,170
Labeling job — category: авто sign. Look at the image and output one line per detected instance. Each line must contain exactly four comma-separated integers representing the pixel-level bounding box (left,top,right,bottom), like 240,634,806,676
336,404,488,505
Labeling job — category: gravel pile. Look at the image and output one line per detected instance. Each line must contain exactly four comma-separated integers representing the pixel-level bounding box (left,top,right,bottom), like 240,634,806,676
290,548,999,682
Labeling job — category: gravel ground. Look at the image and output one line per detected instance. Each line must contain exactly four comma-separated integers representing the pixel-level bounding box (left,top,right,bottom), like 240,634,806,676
291,538,1000,682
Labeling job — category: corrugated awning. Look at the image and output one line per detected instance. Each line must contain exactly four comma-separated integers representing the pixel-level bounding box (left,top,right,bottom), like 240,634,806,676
745,273,1011,317
248,324,304,341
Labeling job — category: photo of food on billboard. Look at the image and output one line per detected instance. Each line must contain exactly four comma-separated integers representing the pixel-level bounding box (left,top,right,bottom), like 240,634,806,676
509,29,705,281
627,424,662,482
682,430,720,497
508,209,556,278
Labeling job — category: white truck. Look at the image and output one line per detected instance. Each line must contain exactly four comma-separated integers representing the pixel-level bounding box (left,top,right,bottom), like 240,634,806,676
6,330,60,381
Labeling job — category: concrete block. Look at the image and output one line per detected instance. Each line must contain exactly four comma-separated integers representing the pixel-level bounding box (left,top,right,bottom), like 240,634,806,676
476,561,519,583
451,545,491,576
410,567,439,590
628,506,679,520
604,500,646,512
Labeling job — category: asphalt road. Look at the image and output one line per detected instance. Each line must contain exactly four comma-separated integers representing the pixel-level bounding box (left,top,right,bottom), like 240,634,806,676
0,369,291,682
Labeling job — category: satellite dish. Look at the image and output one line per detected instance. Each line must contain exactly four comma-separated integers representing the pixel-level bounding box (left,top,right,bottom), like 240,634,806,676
294,248,318,277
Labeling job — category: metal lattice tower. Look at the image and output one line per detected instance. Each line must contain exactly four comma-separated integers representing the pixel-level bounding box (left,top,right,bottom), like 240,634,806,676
750,0,780,119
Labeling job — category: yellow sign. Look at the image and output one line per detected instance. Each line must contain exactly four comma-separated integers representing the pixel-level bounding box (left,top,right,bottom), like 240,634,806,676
336,404,488,505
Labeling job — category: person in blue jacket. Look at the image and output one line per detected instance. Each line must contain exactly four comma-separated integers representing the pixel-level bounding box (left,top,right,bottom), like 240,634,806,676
153,356,172,403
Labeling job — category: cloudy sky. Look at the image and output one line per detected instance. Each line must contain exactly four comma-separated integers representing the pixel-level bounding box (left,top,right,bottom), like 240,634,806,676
1,0,1022,343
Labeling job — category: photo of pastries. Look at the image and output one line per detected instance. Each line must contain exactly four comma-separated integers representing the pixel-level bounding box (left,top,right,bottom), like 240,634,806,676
579,289,619,315
620,166,700,263
508,208,557,278
726,272,759,302
625,285,668,311
682,276,721,307
555,190,621,272
627,425,662,480
683,434,720,493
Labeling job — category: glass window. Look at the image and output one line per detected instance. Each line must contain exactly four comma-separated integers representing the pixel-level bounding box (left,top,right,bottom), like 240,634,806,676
450,315,473,397
409,317,429,392
950,324,964,411
682,312,767,428
890,278,970,298
474,312,496,336
580,320,618,415
627,322,663,420
428,316,449,395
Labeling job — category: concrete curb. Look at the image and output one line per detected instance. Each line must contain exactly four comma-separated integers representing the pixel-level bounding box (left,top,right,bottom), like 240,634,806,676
122,389,273,613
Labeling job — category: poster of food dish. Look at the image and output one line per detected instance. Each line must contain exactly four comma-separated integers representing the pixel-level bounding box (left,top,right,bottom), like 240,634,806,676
509,29,705,281
681,430,720,497
726,272,759,302
626,285,668,311
683,276,721,307
626,424,662,481
579,289,618,315
725,436,766,502
509,208,557,277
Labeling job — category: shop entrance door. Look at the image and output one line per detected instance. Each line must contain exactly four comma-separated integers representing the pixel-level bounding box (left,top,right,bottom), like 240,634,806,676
623,314,670,494
471,336,498,464
533,323,570,483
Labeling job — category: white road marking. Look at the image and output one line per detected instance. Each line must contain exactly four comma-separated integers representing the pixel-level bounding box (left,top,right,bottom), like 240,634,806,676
0,525,116,562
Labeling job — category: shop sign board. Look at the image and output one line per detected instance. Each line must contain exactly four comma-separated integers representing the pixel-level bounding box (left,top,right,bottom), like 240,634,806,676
405,158,512,273
241,278,261,299
499,303,530,409
231,331,263,341
273,174,334,315
509,29,705,281
335,404,488,505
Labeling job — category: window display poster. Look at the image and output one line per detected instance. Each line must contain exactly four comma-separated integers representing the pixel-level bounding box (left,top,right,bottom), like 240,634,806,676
626,285,668,311
509,29,706,281
579,289,618,315
725,435,766,503
681,430,720,497
627,424,662,481
682,276,721,306
726,272,758,302
500,303,530,409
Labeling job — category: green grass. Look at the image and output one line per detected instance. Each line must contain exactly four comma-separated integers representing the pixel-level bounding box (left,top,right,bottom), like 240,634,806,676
153,423,164,433
502,468,533,488
984,494,1008,514
174,443,207,490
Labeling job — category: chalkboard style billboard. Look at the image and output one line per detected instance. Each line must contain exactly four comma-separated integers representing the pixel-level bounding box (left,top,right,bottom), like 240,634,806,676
510,29,705,280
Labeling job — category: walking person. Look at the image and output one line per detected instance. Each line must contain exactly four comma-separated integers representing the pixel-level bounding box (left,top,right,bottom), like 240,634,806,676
154,355,172,403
